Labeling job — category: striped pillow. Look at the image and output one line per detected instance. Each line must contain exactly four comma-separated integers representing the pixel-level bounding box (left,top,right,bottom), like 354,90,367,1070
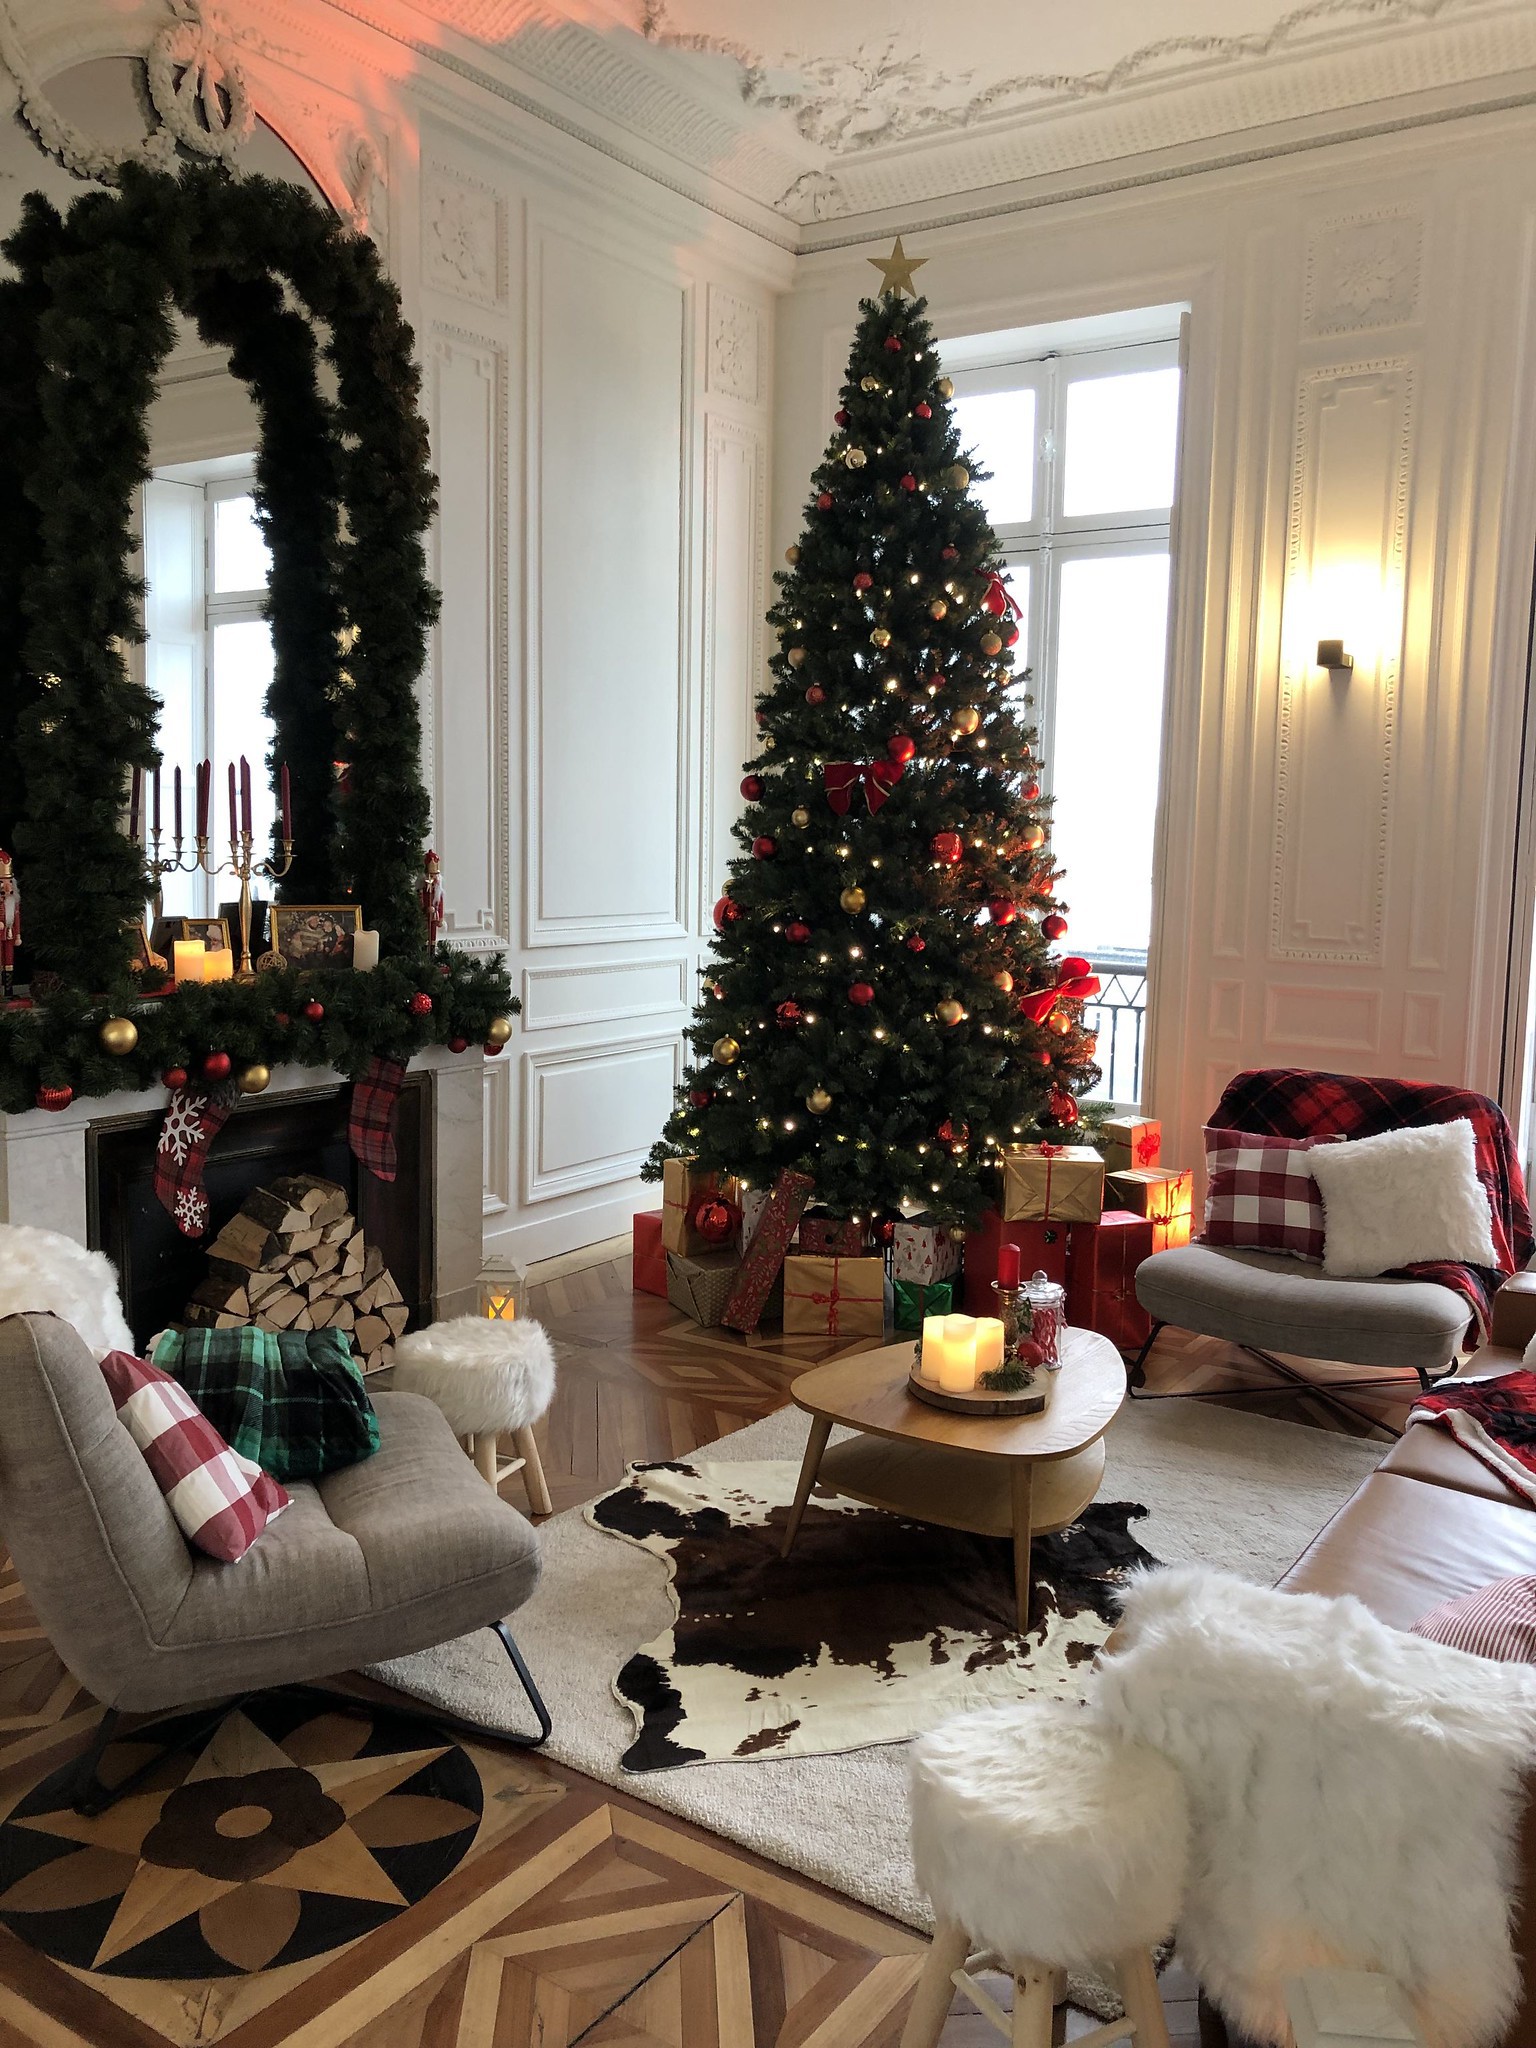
99,1350,290,1562
1412,1576,1536,1662
1202,1127,1342,1262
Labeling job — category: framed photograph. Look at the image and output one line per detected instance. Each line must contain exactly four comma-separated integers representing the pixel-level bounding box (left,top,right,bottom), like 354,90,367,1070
269,903,362,967
176,917,231,953
122,920,165,975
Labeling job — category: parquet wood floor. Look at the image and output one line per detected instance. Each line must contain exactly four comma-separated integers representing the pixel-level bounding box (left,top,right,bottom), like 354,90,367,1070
0,1250,1389,2046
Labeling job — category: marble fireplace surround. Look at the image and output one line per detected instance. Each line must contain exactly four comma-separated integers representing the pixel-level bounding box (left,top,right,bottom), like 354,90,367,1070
0,1047,486,1326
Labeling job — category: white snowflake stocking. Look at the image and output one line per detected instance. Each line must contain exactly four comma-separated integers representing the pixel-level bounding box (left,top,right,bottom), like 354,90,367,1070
153,1084,237,1238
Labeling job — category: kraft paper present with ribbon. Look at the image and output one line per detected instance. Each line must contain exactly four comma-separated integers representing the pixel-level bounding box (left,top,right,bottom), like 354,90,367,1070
781,1253,885,1339
1001,1143,1106,1224
1107,1166,1194,1252
661,1157,741,1256
823,760,904,815
1102,1116,1162,1174
893,1277,953,1331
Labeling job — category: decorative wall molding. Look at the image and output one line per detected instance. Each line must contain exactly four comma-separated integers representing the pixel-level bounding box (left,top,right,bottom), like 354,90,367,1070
482,1059,511,1215
520,1032,683,1204
1304,208,1425,335
519,957,690,1032
706,284,761,404
423,161,505,305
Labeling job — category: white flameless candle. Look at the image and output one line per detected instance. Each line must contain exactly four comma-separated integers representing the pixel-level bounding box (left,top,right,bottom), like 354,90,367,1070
938,1313,978,1393
204,947,234,983
974,1317,1006,1377
353,929,380,971
920,1315,948,1378
173,939,206,985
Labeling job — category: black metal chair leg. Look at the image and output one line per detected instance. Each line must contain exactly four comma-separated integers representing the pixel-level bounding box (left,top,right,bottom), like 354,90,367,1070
491,1620,552,1748
1127,1320,1165,1390
69,1697,238,1817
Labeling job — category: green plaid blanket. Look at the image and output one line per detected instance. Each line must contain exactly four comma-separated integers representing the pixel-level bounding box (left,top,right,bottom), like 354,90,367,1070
153,1326,380,1481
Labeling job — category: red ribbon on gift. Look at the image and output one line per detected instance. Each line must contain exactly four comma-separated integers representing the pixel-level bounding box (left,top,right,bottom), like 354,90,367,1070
1017,955,1101,1024
824,761,904,816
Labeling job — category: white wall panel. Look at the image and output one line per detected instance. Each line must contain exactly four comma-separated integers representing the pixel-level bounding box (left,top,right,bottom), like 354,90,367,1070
701,416,764,920
520,957,688,1030
522,1034,683,1202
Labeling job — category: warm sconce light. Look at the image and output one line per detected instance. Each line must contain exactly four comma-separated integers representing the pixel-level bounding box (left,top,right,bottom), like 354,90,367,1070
479,1256,525,1322
1315,638,1354,673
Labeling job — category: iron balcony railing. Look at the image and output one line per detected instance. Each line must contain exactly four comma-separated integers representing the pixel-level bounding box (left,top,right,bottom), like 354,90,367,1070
1081,950,1148,1107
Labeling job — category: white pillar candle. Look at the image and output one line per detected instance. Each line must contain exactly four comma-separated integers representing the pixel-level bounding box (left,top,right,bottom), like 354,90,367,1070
172,939,206,985
974,1317,1006,1377
353,928,380,971
920,1315,948,1378
204,947,234,982
937,1313,978,1393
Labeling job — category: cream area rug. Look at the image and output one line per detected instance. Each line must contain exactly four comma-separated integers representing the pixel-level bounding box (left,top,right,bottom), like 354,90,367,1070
371,1399,1383,1936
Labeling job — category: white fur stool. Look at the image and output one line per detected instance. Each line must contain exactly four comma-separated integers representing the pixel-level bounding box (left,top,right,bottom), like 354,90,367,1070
902,1700,1189,2048
391,1316,556,1516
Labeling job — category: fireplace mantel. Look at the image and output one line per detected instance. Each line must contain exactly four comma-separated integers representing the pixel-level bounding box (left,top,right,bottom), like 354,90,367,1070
0,1049,486,1329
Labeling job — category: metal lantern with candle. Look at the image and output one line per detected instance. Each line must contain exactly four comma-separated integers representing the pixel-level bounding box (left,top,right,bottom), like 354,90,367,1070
479,1256,525,1323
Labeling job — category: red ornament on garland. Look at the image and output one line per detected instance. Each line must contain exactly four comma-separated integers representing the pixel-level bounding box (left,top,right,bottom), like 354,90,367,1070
915,401,932,419
303,1000,325,1021
930,831,964,865
1041,912,1069,940
1048,1085,1080,1127
785,920,812,945
937,1119,970,1145
1022,780,1041,801
887,733,916,764
835,407,850,426
848,982,875,1006
448,1036,469,1053
202,1051,232,1081
805,684,827,706
273,1012,290,1029
853,571,874,592
816,491,833,511
162,1066,188,1090
1032,1049,1052,1066
484,1039,506,1056
1004,624,1020,647
899,473,918,492
740,774,764,800
35,1083,72,1112
694,1198,735,1244
408,991,434,1016
906,933,926,953
713,895,743,932
775,1000,803,1030
941,545,959,561
884,334,902,351
689,1087,715,1108
752,836,777,860
987,897,1018,926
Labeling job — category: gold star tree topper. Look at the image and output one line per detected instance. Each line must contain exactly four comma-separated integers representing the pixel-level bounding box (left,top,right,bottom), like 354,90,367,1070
868,235,927,298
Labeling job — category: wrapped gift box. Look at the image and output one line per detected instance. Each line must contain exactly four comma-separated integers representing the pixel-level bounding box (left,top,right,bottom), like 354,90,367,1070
1107,1166,1194,1252
1102,1116,1161,1174
798,1214,868,1258
740,1186,773,1251
782,1253,885,1339
893,1277,953,1330
723,1169,814,1333
1066,1210,1155,1352
661,1157,740,1256
632,1209,667,1298
666,1248,741,1327
962,1210,1069,1315
891,1216,963,1284
1001,1144,1105,1223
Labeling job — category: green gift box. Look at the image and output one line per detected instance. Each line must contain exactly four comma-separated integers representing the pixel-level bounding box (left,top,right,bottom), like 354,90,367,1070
893,1278,953,1330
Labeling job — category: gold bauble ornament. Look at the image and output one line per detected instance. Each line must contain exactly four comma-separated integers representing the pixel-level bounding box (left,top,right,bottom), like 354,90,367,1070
870,626,892,648
237,1062,271,1095
839,886,867,914
485,1015,514,1046
712,1035,741,1064
791,806,811,828
787,647,807,668
785,545,800,565
929,598,948,620
860,375,881,393
806,1086,834,1115
947,464,970,490
1020,825,1046,852
992,970,1014,993
936,999,966,1027
844,447,868,470
937,376,954,399
952,706,981,735
762,734,776,749
1050,1010,1073,1037
979,631,1003,657
98,1015,138,1056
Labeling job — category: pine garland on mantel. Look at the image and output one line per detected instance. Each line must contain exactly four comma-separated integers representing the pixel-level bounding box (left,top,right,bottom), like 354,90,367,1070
0,161,516,1107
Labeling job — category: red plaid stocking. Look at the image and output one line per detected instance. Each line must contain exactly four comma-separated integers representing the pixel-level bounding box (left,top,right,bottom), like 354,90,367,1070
154,1084,238,1238
350,1055,408,1181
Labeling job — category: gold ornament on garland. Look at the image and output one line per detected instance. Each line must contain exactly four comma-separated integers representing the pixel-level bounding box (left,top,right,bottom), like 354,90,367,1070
1020,825,1046,852
936,375,954,398
839,885,867,914
992,970,1014,993
787,647,807,668
485,1015,514,1046
712,1034,741,1065
936,999,966,1027
947,464,970,489
859,375,881,393
98,1016,138,1056
844,447,867,469
791,807,811,828
806,1085,834,1114
784,545,800,564
979,631,1003,657
237,1062,271,1095
929,599,948,620
870,626,892,648
952,707,981,735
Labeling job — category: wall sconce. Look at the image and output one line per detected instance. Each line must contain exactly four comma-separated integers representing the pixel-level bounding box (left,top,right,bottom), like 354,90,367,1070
479,1256,525,1322
1315,638,1354,674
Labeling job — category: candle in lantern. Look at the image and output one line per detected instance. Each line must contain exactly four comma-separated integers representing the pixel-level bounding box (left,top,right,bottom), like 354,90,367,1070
173,764,183,841
352,929,380,971
128,767,141,842
204,946,234,982
239,756,252,839
173,939,207,985
937,1314,978,1393
996,1240,1021,1289
280,762,292,841
227,761,238,844
974,1317,1006,1377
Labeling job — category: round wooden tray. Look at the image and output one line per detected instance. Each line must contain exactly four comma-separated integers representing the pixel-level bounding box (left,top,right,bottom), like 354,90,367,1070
906,1362,1053,1417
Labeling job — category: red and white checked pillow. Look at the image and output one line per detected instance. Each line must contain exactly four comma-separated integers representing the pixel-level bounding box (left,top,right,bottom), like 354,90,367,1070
98,1350,290,1562
1201,1127,1343,1262
1412,1576,1536,1662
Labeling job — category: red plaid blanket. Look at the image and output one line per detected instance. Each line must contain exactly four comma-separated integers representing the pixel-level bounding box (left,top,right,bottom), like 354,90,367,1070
1408,1371,1536,1503
1208,1068,1533,1343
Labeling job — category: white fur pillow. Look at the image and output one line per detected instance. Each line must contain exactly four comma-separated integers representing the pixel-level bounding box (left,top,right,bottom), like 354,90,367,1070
0,1224,134,1361
1305,1119,1497,1277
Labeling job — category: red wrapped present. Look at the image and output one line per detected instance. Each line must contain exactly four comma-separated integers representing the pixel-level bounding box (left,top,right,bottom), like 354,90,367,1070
633,1209,667,1297
1067,1210,1155,1352
962,1209,1069,1315
722,1169,814,1333
1107,1167,1193,1253
798,1214,868,1258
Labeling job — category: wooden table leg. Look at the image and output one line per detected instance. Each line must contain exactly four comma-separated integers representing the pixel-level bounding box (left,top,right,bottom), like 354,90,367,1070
782,1415,833,1559
1011,1461,1035,1631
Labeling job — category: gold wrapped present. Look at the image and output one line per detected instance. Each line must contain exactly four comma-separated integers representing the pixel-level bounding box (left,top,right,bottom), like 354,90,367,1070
661,1157,740,1256
781,1254,885,1339
1102,1115,1161,1174
1001,1144,1106,1223
1107,1166,1193,1251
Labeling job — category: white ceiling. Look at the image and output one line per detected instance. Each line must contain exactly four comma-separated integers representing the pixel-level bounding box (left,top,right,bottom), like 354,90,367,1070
377,0,1536,238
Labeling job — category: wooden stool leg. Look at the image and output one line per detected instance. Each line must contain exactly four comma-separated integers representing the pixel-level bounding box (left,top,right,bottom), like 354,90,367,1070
1011,1962,1056,2048
472,1433,499,1486
512,1425,553,1516
900,1919,971,2048
1115,1949,1172,2048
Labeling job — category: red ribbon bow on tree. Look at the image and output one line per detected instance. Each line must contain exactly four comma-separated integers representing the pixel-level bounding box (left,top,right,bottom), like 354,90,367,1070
1017,955,1101,1024
982,572,1024,622
824,761,905,815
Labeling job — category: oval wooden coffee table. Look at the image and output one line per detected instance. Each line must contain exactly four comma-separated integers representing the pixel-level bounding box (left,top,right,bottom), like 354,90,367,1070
781,1328,1126,1630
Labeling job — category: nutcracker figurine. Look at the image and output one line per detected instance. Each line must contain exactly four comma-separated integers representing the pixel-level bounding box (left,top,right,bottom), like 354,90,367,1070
0,851,19,1000
419,848,444,951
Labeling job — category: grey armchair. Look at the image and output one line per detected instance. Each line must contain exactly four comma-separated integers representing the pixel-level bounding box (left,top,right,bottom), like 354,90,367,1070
0,1312,548,1812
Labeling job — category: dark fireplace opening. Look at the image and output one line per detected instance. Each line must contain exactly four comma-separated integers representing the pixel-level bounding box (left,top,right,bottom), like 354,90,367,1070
87,1077,434,1351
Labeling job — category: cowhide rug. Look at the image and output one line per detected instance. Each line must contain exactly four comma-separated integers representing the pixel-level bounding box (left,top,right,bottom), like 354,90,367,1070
586,1458,1158,1771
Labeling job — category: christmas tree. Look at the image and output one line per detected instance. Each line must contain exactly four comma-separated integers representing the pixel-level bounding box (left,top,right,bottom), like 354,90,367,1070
647,242,1100,1226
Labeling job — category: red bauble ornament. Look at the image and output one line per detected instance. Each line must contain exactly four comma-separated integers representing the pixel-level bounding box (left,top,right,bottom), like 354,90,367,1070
884,334,902,352
35,1084,72,1112
887,732,916,764
755,708,767,727
899,473,918,492
987,897,1018,926
941,545,959,561
1004,624,1020,647
689,1087,715,1108
878,1217,897,1246
785,920,812,944
915,401,932,419
408,991,434,1016
816,491,834,510
848,981,875,1006
1041,912,1069,940
484,1039,506,1055
202,1051,232,1081
162,1066,188,1090
906,933,926,952
449,1036,470,1053
775,1000,802,1030
853,571,874,592
273,1013,290,1028
805,684,827,705
694,1198,734,1244
1017,1338,1047,1369
937,1119,970,1145
1031,1049,1052,1066
835,407,850,426
1022,780,1041,801
1048,1086,1080,1126
752,836,777,860
741,774,764,800
303,1000,325,1021
930,831,964,864
713,895,743,932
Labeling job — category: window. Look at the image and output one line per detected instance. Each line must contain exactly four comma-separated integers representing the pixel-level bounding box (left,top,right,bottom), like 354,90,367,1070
140,466,276,919
949,336,1181,1102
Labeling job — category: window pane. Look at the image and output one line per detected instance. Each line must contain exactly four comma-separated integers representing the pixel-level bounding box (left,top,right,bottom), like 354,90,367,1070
1050,551,1169,964
1062,368,1180,518
211,620,277,856
952,387,1035,527
212,493,272,593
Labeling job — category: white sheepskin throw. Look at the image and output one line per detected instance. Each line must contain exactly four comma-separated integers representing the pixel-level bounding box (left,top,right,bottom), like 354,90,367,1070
909,1699,1188,1968
1095,1567,1536,2048
391,1315,556,1435
0,1224,134,1362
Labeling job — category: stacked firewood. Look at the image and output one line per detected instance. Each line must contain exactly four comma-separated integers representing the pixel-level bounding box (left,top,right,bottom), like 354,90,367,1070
184,1174,409,1372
